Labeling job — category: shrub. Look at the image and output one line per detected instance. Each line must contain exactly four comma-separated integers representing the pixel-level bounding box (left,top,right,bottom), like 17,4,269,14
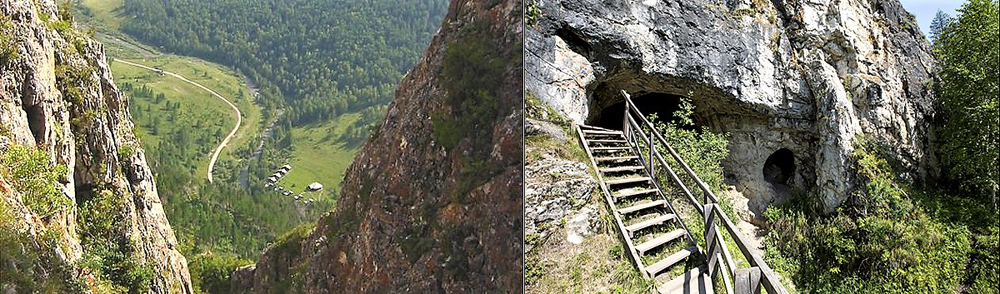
188,252,253,294
0,203,86,293
763,137,977,293
0,144,70,218
77,189,156,293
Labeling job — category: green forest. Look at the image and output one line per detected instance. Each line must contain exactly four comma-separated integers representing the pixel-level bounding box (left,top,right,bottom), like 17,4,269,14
118,0,448,127
67,1,450,292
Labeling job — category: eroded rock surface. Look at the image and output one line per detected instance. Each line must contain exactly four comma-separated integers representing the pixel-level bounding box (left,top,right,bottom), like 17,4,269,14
525,151,595,242
527,0,938,213
1,0,192,292
234,1,523,292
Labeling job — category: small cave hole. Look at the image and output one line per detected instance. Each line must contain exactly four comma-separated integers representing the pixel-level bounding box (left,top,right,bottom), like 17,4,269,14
763,148,795,185
594,92,695,131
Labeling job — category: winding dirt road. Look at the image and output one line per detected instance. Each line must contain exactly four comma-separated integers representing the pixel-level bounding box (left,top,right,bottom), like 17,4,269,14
115,59,241,183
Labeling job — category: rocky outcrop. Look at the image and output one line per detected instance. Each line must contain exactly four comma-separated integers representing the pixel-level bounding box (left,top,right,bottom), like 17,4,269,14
527,0,938,214
234,0,522,293
1,0,192,292
524,151,595,246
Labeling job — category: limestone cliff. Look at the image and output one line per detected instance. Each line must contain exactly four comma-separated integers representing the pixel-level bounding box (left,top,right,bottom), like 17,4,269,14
233,0,523,293
527,0,938,214
1,0,191,292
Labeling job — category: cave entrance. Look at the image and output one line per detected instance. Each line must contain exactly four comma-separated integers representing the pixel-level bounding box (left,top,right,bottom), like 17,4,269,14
763,148,795,185
593,92,694,131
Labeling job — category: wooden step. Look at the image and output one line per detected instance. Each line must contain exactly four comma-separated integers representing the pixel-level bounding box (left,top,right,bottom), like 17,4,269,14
590,146,631,151
595,156,638,162
626,214,676,236
614,188,657,199
618,199,666,214
645,247,696,278
601,166,645,173
605,177,651,186
587,139,627,144
657,266,714,294
583,132,621,138
580,125,618,132
635,229,686,255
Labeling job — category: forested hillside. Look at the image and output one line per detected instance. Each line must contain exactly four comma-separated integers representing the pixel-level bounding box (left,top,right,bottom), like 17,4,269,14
118,0,449,127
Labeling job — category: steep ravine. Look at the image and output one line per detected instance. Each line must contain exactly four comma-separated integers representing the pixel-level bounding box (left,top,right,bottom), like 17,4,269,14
231,0,523,293
1,0,192,292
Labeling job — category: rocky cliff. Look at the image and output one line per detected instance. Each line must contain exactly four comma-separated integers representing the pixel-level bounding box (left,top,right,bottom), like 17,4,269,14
527,0,938,214
233,0,523,293
1,0,191,292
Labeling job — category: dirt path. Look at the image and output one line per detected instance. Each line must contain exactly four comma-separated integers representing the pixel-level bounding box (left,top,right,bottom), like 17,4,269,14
114,59,242,183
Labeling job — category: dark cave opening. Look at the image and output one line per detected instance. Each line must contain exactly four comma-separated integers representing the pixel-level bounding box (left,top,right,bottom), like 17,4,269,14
593,92,695,131
763,148,796,185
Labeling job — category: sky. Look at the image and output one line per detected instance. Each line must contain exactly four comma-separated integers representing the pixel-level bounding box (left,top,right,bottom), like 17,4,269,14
897,0,965,37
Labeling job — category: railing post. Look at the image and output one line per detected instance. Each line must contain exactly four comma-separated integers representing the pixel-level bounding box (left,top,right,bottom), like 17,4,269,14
648,128,653,177
704,203,720,279
735,267,762,294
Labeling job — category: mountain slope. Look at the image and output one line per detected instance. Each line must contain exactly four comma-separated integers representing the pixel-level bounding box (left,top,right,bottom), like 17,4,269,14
1,0,191,292
232,0,523,292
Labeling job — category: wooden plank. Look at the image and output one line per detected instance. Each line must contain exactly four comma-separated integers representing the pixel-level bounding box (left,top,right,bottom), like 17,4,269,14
574,124,648,278
618,199,666,214
614,188,658,199
588,139,627,144
601,165,646,173
579,124,618,132
644,247,695,277
735,267,762,294
711,205,787,294
620,90,789,294
635,229,686,255
605,177,651,186
595,155,638,162
591,146,632,151
625,214,675,235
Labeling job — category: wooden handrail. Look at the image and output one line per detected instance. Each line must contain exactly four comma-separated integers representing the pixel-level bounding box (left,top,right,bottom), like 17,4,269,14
620,90,788,294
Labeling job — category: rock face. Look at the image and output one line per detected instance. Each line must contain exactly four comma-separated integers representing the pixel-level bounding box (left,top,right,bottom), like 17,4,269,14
527,0,938,214
524,151,595,246
234,0,522,293
1,0,192,292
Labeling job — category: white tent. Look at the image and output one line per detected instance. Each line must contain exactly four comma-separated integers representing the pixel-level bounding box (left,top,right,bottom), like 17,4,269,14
307,182,323,191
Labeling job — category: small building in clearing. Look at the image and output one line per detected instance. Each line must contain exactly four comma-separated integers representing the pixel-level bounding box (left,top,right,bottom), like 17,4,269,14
307,182,323,191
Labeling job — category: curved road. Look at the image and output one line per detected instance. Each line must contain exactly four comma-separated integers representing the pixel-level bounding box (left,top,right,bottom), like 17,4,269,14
115,59,241,183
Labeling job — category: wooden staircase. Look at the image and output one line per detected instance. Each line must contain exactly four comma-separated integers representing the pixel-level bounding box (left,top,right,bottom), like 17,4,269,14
576,124,714,294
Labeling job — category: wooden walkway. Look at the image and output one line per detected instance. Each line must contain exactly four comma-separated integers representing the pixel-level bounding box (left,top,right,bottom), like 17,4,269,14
572,90,790,294
577,124,713,294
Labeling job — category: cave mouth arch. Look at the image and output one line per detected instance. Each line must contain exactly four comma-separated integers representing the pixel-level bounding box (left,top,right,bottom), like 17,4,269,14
763,148,796,185
591,92,696,131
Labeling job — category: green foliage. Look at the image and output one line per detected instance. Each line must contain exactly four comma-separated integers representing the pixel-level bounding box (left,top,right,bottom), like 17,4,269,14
77,189,156,294
188,252,253,294
967,225,999,293
933,0,1000,208
1,15,19,66
648,96,730,196
526,1,541,26
434,21,505,157
763,137,996,293
0,203,87,293
0,144,71,218
118,0,447,126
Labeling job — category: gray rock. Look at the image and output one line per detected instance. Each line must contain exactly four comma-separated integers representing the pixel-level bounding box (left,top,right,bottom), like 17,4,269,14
527,0,938,213
566,205,599,244
526,118,569,142
525,152,596,237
